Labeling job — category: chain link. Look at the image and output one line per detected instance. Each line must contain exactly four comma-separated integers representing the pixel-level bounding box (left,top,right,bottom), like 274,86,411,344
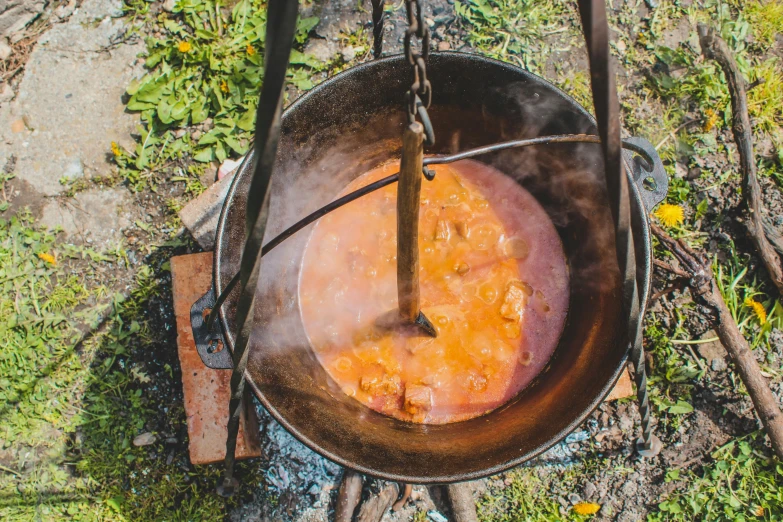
404,0,433,144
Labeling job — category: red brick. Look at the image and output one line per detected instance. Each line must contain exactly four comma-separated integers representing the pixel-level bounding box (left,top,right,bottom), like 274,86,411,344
171,252,262,465
605,368,635,402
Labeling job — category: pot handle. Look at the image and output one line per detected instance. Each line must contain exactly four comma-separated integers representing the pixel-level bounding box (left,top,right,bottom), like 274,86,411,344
623,137,668,213
190,288,233,370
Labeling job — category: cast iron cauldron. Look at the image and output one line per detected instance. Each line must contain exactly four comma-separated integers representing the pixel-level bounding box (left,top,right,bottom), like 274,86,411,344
192,52,667,483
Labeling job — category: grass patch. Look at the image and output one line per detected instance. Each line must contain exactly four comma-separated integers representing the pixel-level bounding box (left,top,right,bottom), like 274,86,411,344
0,212,104,448
650,435,783,520
478,468,564,521
747,58,783,144
744,0,783,50
114,0,325,191
0,212,263,519
455,0,577,74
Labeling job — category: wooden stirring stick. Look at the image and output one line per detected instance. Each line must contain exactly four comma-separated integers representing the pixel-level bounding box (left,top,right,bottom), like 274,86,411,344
397,121,437,337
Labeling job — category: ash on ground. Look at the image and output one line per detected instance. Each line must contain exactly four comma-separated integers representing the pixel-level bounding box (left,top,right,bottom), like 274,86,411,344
230,400,612,522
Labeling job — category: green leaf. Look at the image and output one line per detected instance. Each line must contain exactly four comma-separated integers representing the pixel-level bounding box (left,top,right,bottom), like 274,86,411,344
193,147,215,163
163,19,186,35
134,81,167,104
224,135,243,154
106,495,124,512
170,100,190,121
668,400,694,415
695,197,709,220
236,109,255,131
195,29,217,40
191,102,208,124
215,141,227,162
197,130,221,145
126,78,143,96
157,100,173,124
126,98,156,111
296,16,319,43
145,51,164,68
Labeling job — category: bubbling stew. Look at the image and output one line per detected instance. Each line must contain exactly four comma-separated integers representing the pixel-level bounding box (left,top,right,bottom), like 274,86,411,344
299,159,569,424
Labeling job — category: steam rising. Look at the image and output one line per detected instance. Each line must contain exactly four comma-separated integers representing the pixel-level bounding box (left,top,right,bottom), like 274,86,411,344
244,81,621,399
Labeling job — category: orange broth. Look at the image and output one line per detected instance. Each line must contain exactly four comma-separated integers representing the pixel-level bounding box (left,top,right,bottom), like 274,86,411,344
298,159,569,424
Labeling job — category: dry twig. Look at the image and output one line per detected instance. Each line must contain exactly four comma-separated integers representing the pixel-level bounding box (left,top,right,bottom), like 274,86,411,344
698,24,783,294
651,222,783,460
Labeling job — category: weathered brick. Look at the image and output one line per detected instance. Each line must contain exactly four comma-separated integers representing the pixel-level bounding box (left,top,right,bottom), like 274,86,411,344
171,252,261,465
606,368,634,402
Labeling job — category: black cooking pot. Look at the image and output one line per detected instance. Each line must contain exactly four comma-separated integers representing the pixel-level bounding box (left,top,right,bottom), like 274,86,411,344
191,52,667,483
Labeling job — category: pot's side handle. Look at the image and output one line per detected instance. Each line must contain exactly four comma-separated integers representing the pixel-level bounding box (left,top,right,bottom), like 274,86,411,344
190,288,233,370
624,137,668,213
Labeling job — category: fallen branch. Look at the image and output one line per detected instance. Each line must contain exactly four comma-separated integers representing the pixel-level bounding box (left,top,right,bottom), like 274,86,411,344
446,483,479,522
651,222,783,460
335,470,363,522
392,483,412,512
698,24,783,295
356,482,398,522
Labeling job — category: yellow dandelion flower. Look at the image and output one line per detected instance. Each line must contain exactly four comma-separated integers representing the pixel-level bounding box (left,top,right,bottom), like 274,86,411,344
37,252,56,265
110,141,121,157
178,41,192,53
220,80,229,93
745,297,767,325
753,505,765,516
654,203,685,227
573,502,601,515
703,108,719,132
246,44,256,56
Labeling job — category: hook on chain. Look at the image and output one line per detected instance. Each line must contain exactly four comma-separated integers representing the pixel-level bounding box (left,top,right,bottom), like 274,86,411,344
404,0,434,148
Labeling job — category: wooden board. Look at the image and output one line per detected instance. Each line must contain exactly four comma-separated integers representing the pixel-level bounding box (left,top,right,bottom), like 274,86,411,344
171,252,262,465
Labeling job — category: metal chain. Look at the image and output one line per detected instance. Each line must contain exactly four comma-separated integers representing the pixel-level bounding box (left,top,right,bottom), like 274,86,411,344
403,0,434,146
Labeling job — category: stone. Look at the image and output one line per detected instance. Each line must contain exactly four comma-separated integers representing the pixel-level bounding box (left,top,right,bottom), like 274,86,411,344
0,37,11,60
0,0,142,197
171,252,262,465
305,39,336,63
437,40,451,51
618,413,633,432
711,357,727,372
133,432,156,446
40,187,135,246
0,83,13,104
60,157,84,182
0,0,45,39
162,0,177,12
178,168,237,249
340,45,356,62
620,479,638,497
697,330,728,370
10,118,24,133
583,481,597,499
9,31,25,44
54,0,77,21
